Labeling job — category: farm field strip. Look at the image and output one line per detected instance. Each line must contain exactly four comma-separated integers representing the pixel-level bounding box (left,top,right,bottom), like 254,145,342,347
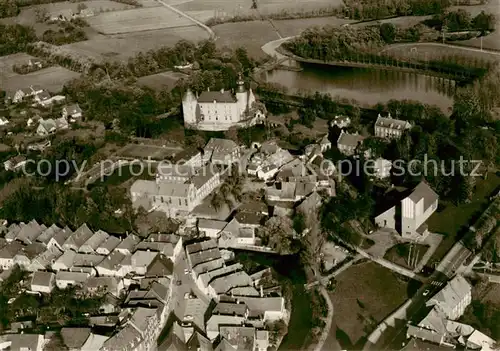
86,7,194,34
62,26,208,61
1,65,80,93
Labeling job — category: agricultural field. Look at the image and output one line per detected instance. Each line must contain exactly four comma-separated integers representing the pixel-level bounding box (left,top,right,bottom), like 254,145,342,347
328,261,412,349
273,15,353,37
0,53,79,93
86,7,194,34
213,20,279,59
137,71,187,90
175,0,342,18
62,26,208,61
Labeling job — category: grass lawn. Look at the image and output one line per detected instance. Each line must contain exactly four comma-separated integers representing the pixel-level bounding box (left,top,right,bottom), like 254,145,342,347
384,243,430,270
329,261,411,349
426,172,500,266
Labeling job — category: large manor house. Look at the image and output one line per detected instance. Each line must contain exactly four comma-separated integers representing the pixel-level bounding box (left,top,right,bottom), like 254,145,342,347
182,75,266,131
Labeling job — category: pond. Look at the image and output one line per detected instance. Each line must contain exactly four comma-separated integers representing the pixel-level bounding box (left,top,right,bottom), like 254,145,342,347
264,63,456,112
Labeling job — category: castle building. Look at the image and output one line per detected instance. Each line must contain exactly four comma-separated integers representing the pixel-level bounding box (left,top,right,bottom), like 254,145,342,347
182,75,265,131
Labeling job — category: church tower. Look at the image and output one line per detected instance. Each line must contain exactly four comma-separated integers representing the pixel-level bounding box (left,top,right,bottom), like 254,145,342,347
235,73,248,119
182,88,197,125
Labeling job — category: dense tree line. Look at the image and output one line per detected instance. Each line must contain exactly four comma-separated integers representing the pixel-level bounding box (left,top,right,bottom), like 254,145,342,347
423,9,496,32
340,0,451,20
0,23,37,56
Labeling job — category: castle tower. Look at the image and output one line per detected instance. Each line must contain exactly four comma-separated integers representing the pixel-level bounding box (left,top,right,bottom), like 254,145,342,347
235,73,248,119
182,88,197,125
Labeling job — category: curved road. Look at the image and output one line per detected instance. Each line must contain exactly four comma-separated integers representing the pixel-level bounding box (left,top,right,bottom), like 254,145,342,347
155,0,215,40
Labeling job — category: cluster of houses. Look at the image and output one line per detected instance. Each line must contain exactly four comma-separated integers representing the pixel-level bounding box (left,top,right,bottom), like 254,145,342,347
159,237,285,351
333,113,412,179
405,275,496,351
0,219,288,351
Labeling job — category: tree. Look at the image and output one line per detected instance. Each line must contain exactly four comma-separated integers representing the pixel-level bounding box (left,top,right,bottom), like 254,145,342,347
210,192,224,211
35,7,49,23
472,11,496,32
380,23,396,43
260,216,300,254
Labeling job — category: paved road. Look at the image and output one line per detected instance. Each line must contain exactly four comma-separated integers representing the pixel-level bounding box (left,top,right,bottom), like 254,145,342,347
155,0,215,40
365,244,471,350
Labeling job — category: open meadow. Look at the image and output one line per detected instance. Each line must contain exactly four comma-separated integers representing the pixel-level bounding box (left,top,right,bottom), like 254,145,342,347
86,7,194,34
382,43,500,62
328,261,414,349
137,71,187,90
0,53,79,93
62,26,208,61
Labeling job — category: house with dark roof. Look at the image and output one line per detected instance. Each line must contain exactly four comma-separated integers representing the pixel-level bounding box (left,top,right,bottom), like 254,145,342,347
204,138,240,165
337,130,365,156
30,271,55,293
374,113,411,139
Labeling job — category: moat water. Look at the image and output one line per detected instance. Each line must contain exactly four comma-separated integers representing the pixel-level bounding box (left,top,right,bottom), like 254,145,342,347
264,63,456,112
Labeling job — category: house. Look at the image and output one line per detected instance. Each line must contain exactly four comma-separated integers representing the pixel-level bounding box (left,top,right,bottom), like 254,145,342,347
126,250,158,275
425,275,471,321
4,334,44,351
0,116,9,126
61,327,91,351
337,130,365,156
15,219,46,245
204,138,240,165
36,224,61,245
187,332,212,351
115,234,140,255
47,226,73,251
374,113,411,139
100,324,143,351
33,90,52,106
52,250,77,271
170,147,203,168
29,245,63,271
36,117,69,135
30,271,55,293
198,219,227,238
318,134,331,152
27,140,51,151
96,249,127,277
196,263,243,294
237,297,286,321
128,307,161,350
207,270,253,299
85,276,124,297
0,242,23,269
79,230,109,254
56,271,89,289
14,242,45,270
374,181,438,239
4,223,23,242
372,157,392,179
12,85,43,103
219,326,255,351
96,235,120,255
255,330,269,351
146,254,174,278
206,315,245,340
64,223,94,252
331,115,351,129
4,155,27,172
62,103,82,120
28,58,43,69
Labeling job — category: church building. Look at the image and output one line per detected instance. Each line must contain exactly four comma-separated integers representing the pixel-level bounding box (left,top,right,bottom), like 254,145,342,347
182,75,265,131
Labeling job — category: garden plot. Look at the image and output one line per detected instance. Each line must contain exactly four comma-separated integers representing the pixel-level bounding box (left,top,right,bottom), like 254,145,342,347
87,7,194,34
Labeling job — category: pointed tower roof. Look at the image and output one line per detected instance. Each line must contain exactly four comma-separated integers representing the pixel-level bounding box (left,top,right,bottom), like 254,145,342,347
236,73,245,93
183,88,196,102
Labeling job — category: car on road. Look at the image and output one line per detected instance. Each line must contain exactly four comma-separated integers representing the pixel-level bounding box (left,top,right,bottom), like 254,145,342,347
176,280,182,286
423,289,430,296
184,268,190,275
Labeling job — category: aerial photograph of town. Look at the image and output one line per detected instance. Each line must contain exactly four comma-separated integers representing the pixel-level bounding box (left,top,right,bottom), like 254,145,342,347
0,0,499,349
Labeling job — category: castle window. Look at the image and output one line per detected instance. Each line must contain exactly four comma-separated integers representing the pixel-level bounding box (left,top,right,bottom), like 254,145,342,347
179,199,181,206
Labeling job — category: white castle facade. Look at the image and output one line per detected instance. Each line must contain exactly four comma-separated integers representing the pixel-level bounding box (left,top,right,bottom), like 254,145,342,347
182,75,266,131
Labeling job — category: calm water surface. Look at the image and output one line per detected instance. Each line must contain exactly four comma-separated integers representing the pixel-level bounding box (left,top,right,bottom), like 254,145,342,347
264,63,456,112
